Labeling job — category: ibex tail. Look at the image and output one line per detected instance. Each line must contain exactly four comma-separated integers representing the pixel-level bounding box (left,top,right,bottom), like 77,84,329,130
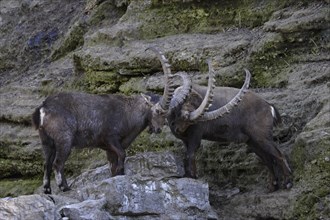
32,106,41,130
270,105,282,127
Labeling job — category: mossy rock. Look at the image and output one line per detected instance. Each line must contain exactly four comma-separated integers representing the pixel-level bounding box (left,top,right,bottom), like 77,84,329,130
127,129,183,156
0,178,42,198
137,0,293,39
64,148,108,176
0,142,44,179
289,135,330,219
119,76,147,94
51,21,87,61
249,28,327,88
196,142,268,191
73,69,129,94
88,0,127,26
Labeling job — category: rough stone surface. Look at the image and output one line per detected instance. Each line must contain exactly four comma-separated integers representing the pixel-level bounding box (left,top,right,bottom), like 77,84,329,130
59,198,111,220
0,0,329,219
124,151,185,178
0,195,58,220
0,152,217,220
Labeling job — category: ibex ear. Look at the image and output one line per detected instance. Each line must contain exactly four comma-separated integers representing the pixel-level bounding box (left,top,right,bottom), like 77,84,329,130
141,93,153,106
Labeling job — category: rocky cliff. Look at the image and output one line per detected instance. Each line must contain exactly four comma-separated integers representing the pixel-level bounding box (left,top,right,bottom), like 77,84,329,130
0,0,329,219
0,152,217,219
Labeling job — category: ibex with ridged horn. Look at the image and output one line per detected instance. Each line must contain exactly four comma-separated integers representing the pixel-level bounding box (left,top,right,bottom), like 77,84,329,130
31,48,177,194
152,48,292,191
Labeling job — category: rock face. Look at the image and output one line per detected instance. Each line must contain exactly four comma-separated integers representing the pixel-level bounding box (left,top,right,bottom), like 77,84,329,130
0,0,329,219
0,195,57,220
0,152,217,220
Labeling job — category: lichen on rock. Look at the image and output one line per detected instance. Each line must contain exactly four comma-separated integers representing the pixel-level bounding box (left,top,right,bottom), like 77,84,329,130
0,0,330,219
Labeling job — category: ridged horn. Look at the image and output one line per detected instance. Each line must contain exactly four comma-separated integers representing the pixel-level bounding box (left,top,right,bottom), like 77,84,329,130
147,47,176,111
188,59,216,121
170,72,192,109
197,68,251,121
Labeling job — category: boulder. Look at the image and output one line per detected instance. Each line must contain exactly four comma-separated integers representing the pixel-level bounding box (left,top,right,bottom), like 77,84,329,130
59,198,111,220
0,151,218,220
124,151,185,178
0,195,58,220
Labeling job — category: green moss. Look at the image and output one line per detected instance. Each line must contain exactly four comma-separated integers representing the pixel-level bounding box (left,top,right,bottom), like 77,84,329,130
127,130,182,156
249,38,291,87
0,178,42,198
65,148,108,176
74,70,129,94
89,1,127,26
51,21,87,61
289,137,330,219
0,141,44,179
138,0,289,39
249,29,327,88
291,138,308,177
119,77,147,95
196,142,267,190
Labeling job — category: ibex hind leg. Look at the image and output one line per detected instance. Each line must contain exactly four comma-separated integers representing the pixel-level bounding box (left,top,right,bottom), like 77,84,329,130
40,130,56,194
247,140,279,192
260,140,293,189
42,143,56,194
249,138,293,190
53,141,72,192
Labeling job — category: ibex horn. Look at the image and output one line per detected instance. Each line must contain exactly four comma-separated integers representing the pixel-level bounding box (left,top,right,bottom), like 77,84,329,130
188,59,216,121
147,47,176,111
197,68,251,121
169,72,192,109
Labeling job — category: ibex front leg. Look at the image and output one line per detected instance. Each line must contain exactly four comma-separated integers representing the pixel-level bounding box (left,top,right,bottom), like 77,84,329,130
106,138,126,176
106,150,119,176
183,139,201,178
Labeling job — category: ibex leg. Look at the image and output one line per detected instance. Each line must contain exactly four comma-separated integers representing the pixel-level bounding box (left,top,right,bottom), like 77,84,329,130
264,141,293,189
106,150,118,176
42,143,56,194
53,141,72,192
40,129,55,194
247,140,279,191
183,139,201,179
106,138,125,176
248,138,292,190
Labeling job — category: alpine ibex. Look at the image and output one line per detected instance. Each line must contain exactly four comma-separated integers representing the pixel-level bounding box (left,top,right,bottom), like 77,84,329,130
31,48,176,194
152,49,292,191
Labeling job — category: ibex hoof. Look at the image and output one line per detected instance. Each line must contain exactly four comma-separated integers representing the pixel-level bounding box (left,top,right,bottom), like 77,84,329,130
286,182,293,189
44,188,52,194
183,172,197,179
59,184,70,192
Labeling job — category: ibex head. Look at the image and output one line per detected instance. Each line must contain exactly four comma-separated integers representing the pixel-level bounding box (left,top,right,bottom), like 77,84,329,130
147,47,250,134
169,61,251,134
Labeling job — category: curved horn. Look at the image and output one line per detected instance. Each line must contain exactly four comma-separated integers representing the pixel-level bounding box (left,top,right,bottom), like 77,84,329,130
147,47,176,111
170,72,192,109
188,59,216,121
197,68,251,121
